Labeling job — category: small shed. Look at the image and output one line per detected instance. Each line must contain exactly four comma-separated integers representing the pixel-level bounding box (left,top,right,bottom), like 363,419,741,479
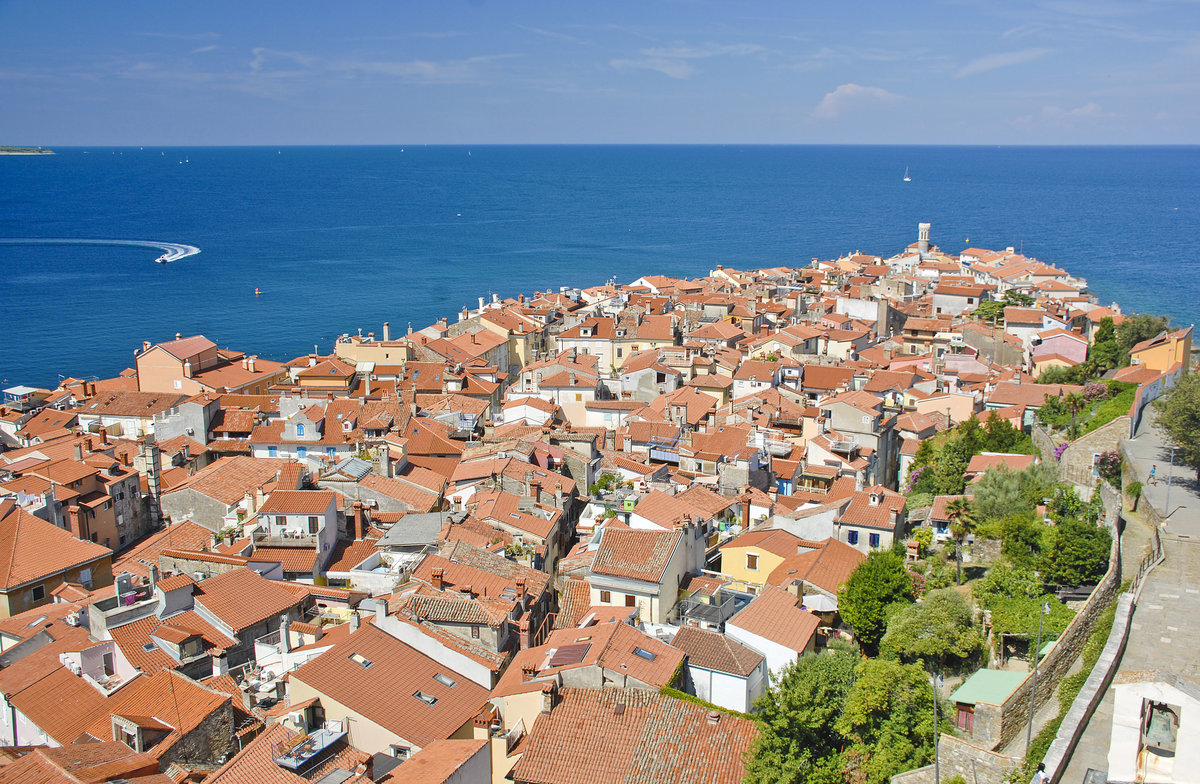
949,669,1027,733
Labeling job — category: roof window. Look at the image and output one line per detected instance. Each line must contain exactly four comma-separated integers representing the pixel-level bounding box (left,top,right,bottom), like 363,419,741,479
350,653,373,669
633,647,657,661
433,673,457,688
413,690,438,706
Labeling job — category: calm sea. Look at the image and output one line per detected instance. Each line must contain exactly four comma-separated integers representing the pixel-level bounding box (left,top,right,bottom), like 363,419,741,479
2,145,1197,388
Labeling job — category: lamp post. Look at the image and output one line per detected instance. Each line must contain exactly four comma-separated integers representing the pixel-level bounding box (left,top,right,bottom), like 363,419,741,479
931,668,943,784
1026,600,1051,752
1165,446,1178,518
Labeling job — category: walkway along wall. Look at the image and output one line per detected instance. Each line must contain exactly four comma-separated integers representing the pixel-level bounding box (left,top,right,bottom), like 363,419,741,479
892,484,1125,784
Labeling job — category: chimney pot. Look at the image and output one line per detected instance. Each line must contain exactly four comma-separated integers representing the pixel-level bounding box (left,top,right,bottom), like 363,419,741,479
431,567,445,591
175,332,182,341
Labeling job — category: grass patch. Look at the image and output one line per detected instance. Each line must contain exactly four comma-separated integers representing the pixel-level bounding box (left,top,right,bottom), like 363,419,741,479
1019,597,1119,778
659,685,754,720
1081,386,1137,435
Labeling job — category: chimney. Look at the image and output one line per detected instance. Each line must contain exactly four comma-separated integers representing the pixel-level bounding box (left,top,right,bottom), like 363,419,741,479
522,663,537,682
518,293,525,304
353,501,367,540
374,598,387,624
242,356,249,370
707,711,720,726
148,564,160,593
84,436,94,453
248,355,256,373
478,296,485,312
350,612,361,631
67,506,85,539
74,443,83,461
524,471,533,496
431,567,445,591
407,322,413,336
382,322,391,341
212,650,229,677
555,481,563,506
516,578,527,600
175,332,182,341
380,447,392,479
541,682,558,714
141,340,152,353
742,497,750,528
460,584,473,597
183,360,193,378
472,331,478,344
530,479,541,503
98,426,108,445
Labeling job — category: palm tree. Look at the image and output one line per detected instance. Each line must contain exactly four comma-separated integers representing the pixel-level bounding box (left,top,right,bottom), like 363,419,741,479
945,497,976,585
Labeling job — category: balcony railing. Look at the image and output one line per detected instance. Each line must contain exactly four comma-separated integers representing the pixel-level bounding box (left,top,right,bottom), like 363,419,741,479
253,530,319,546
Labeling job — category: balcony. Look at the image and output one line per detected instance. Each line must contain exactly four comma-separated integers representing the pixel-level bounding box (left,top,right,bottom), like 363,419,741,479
253,530,319,547
272,720,347,771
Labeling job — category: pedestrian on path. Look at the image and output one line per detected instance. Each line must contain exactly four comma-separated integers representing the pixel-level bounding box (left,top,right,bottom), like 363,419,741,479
1150,465,1158,486
1033,763,1049,784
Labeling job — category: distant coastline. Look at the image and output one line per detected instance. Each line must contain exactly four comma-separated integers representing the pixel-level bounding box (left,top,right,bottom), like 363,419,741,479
0,146,54,155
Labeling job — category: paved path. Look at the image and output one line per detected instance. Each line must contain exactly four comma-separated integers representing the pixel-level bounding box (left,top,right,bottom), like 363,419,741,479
1126,407,1199,530
1059,408,1200,784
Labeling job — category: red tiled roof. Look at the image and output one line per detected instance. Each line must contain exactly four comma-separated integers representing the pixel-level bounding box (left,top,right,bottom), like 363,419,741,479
672,626,763,677
510,687,757,784
257,490,335,516
591,528,681,584
727,586,820,654
0,501,112,590
289,624,490,747
204,721,371,784
193,567,302,632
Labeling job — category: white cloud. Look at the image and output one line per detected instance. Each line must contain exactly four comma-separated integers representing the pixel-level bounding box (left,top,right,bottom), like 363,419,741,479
811,83,902,119
191,45,219,55
610,58,696,79
639,43,764,59
957,48,1052,77
1041,102,1118,120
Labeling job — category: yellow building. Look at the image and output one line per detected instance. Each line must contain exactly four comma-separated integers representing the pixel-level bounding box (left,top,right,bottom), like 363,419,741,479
0,503,113,618
718,528,814,590
1130,326,1193,373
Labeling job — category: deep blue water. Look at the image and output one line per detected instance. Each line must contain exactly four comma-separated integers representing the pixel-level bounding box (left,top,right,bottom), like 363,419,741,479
2,145,1198,388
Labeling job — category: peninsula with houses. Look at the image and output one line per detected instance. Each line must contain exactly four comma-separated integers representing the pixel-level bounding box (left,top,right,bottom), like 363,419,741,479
0,222,1194,784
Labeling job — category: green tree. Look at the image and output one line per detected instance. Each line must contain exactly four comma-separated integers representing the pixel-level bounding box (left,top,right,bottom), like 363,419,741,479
1040,517,1111,587
838,551,916,656
880,589,982,671
945,497,976,584
995,510,1048,569
1003,291,1035,307
837,659,944,784
974,299,1005,326
744,651,858,784
1154,372,1200,482
1116,313,1172,363
1089,317,1121,373
970,463,1057,525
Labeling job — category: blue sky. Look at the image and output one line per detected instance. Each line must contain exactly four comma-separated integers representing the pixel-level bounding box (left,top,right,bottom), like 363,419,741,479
2,0,1197,145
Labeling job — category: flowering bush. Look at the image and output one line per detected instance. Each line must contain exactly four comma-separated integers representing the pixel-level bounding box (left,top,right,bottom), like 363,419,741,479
1052,442,1069,460
904,465,930,494
1083,381,1109,401
1095,449,1123,487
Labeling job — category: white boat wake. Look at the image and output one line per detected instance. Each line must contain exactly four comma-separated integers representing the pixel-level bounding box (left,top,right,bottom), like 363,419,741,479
0,238,200,264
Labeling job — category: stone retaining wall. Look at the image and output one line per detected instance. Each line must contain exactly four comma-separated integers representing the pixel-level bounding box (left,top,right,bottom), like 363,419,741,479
892,733,1023,784
994,484,1123,749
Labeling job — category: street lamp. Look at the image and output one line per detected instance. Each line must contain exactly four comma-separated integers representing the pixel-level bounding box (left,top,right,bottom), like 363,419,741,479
1026,599,1051,752
931,668,943,784
1165,446,1178,518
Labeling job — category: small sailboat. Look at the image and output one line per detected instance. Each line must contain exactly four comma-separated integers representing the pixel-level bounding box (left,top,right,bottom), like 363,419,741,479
903,167,911,182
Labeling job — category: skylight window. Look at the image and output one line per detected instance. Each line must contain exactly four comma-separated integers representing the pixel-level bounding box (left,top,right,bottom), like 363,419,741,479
633,647,657,661
350,653,373,669
142,643,158,652
433,673,457,688
413,690,438,705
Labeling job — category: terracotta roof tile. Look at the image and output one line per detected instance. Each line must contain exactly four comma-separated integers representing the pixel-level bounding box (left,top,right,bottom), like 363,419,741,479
672,626,764,677
0,501,112,589
591,528,681,583
193,567,302,632
289,624,490,747
510,687,757,784
727,586,820,654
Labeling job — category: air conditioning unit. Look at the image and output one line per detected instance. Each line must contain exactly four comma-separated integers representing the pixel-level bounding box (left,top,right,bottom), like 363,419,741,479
193,571,207,582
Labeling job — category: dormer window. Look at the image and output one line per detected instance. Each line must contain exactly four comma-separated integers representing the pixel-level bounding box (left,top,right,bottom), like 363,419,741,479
869,493,880,506
296,423,305,437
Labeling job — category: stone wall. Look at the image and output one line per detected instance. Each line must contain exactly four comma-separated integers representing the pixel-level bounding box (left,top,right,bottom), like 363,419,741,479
1056,416,1130,495
993,485,1122,749
1032,425,1057,464
158,699,235,768
892,734,1023,784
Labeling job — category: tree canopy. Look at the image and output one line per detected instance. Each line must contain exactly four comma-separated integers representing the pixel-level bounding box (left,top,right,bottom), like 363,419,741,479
1154,371,1200,481
1040,516,1111,588
838,551,916,655
880,589,982,671
745,653,948,784
906,413,1033,496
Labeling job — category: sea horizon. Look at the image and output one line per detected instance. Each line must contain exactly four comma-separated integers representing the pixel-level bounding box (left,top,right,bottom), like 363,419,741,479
3,144,1197,387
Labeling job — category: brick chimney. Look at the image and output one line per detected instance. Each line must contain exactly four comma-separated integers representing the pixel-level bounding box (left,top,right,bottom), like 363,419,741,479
352,501,367,541
248,355,256,373
515,578,527,601
431,567,444,591
541,682,558,714
98,426,108,446
521,663,537,682
67,506,86,539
